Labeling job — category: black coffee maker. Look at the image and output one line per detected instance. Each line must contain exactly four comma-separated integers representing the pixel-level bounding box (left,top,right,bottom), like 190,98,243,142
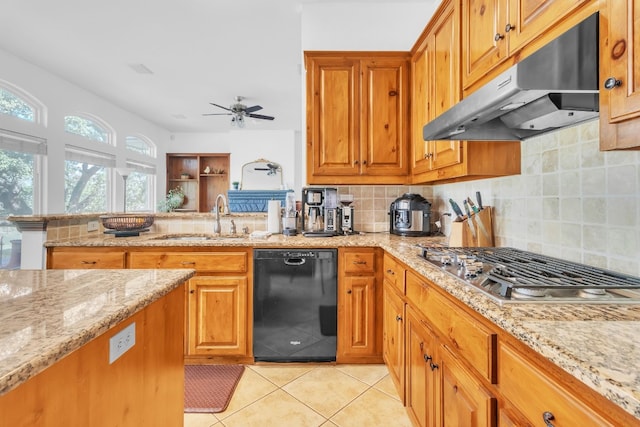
389,193,431,236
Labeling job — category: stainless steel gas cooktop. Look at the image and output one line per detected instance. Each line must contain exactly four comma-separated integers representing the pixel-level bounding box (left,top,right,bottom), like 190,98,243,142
418,247,640,305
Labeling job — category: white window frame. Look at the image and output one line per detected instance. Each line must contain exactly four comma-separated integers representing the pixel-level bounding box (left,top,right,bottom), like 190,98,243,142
64,144,115,213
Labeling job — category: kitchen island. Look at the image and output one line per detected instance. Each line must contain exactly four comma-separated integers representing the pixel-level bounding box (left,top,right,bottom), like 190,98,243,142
42,231,640,424
0,268,195,426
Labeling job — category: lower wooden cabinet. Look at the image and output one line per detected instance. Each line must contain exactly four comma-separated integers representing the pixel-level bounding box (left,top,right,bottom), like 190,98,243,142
187,275,248,356
498,342,614,427
337,247,383,363
47,247,126,269
406,306,440,427
383,281,406,401
440,344,496,426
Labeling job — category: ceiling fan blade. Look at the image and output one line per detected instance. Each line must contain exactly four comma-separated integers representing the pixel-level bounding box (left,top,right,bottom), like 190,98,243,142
247,113,275,120
210,102,232,111
243,105,263,113
202,113,232,116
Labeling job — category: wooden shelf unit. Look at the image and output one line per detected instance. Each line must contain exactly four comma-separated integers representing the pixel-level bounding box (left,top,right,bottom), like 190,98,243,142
166,153,230,213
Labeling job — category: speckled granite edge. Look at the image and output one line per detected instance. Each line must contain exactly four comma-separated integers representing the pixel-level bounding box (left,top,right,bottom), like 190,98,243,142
0,269,195,396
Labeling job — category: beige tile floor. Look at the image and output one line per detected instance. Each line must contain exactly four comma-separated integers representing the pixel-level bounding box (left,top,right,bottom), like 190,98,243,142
184,364,413,427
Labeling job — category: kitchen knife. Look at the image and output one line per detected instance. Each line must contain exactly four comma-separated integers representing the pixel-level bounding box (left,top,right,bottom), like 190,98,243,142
449,198,465,221
463,200,477,240
467,197,480,213
476,191,483,210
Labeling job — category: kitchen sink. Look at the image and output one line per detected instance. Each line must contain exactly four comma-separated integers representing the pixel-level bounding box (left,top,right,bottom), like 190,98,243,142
151,234,245,241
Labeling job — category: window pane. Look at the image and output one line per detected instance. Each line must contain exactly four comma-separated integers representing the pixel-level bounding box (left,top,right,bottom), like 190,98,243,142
64,115,108,143
125,171,152,211
0,88,34,122
65,159,107,213
0,149,34,269
126,136,154,157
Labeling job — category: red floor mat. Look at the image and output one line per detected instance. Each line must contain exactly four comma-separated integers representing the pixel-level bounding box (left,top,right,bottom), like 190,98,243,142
184,364,245,413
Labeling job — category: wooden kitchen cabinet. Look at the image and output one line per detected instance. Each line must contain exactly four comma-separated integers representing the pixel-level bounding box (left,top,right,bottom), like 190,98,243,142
383,281,406,402
498,341,614,426
128,248,252,361
461,0,593,92
406,305,440,427
166,153,230,212
47,247,126,269
305,52,410,185
600,0,640,150
337,248,383,363
410,0,521,184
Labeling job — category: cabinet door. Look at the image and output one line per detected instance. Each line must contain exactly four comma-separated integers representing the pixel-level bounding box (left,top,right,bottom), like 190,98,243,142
406,307,440,427
187,276,248,356
411,38,431,175
361,58,409,176
440,345,497,427
507,0,592,53
306,55,360,177
338,275,377,359
382,282,405,402
461,0,508,90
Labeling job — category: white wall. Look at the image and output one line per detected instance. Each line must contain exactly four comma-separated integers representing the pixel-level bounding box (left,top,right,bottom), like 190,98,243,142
0,49,172,214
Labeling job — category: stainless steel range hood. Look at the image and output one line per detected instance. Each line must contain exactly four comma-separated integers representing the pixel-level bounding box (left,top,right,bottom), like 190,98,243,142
423,13,599,142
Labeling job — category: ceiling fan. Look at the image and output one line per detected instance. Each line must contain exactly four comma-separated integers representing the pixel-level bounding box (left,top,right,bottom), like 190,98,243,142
203,96,275,127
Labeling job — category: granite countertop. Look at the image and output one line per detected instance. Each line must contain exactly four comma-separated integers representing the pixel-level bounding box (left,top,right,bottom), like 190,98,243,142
0,268,195,396
44,232,640,419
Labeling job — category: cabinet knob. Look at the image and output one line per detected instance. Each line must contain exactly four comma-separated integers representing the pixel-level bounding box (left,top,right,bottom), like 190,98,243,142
494,33,504,42
396,315,403,322
354,160,359,165
362,160,367,165
386,269,395,275
347,289,352,294
189,289,195,294
542,411,555,427
604,77,622,90
505,23,514,33
388,90,398,96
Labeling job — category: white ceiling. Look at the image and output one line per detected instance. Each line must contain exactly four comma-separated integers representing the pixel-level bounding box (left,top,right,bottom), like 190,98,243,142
0,0,431,133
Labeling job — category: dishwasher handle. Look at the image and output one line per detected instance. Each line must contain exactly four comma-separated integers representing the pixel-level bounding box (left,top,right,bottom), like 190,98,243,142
284,258,306,266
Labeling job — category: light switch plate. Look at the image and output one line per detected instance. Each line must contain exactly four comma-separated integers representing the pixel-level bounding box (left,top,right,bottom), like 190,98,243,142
87,220,99,232
109,322,135,364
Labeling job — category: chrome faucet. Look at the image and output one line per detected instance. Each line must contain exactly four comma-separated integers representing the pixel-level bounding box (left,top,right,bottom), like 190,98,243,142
212,194,229,234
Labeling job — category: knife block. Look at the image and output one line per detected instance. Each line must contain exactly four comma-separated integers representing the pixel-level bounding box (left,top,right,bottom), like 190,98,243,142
448,207,494,247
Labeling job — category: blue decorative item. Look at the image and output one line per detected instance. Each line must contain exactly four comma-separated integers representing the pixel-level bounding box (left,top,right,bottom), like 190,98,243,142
228,190,293,212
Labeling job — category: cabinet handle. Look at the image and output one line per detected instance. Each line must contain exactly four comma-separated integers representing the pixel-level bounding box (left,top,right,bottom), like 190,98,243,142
396,315,403,322
542,411,555,427
494,33,504,42
505,23,514,32
389,90,398,96
604,77,622,90
386,269,395,275
81,260,97,265
424,354,438,371
353,260,367,265
180,261,196,265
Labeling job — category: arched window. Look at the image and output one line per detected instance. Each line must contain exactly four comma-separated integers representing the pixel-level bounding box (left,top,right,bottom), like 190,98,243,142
64,114,113,144
0,80,46,125
126,135,156,157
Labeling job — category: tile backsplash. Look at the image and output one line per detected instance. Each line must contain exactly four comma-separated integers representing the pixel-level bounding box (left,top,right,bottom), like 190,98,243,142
431,121,640,276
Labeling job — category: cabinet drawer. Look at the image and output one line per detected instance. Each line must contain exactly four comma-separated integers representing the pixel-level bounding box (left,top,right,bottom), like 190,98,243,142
49,250,125,269
422,281,497,383
383,254,405,293
406,269,431,309
342,250,375,274
499,343,613,427
129,251,248,273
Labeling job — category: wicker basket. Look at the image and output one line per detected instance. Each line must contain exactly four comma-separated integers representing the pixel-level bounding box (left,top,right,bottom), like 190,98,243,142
100,214,155,231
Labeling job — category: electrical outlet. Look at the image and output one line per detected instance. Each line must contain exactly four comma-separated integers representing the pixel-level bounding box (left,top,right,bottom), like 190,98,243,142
87,220,99,232
109,322,135,364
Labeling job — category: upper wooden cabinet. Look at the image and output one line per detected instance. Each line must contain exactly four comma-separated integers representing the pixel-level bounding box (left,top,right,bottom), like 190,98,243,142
305,52,410,185
166,153,230,213
410,0,521,184
600,0,640,150
461,0,593,92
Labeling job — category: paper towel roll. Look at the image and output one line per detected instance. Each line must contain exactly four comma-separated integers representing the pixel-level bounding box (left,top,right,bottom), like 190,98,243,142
267,200,281,233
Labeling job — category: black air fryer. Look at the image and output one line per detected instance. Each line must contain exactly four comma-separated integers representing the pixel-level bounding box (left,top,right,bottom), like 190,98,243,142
389,193,431,236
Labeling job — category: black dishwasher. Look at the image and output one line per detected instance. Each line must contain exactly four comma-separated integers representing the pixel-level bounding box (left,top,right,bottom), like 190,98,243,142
253,249,337,362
